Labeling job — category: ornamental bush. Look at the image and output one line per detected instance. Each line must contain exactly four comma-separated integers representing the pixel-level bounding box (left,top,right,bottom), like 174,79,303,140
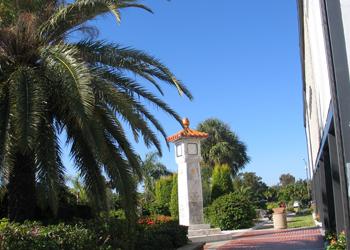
205,192,256,230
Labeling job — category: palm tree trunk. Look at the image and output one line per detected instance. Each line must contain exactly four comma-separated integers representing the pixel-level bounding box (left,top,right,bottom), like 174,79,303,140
7,152,36,222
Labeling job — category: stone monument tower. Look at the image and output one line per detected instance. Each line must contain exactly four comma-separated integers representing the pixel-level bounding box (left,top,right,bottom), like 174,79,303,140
167,118,208,226
167,118,233,242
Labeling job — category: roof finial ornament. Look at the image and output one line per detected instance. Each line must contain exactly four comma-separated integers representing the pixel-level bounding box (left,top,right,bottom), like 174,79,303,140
182,117,190,129
167,117,208,142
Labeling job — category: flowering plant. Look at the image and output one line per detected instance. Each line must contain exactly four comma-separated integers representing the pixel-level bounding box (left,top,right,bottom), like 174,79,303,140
137,215,173,225
138,217,155,225
326,231,346,250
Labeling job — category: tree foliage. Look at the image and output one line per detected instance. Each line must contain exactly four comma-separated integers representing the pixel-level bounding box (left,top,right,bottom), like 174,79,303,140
66,176,89,205
278,179,310,206
169,174,178,219
279,174,296,187
201,165,212,207
0,0,191,221
154,175,173,215
233,172,267,205
211,164,233,201
263,186,279,202
141,152,171,204
197,119,249,176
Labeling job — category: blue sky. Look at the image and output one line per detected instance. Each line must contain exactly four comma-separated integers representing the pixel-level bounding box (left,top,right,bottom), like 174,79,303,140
64,0,307,186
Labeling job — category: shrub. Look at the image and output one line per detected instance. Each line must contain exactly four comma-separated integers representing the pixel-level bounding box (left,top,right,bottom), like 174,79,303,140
0,217,188,250
206,192,256,230
136,220,187,250
0,219,96,250
82,216,131,249
211,164,233,201
169,174,178,219
108,209,126,219
148,202,171,216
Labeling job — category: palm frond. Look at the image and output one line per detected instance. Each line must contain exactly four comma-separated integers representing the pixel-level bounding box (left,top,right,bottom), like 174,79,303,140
99,69,182,124
8,67,43,152
93,78,162,154
68,126,107,211
42,44,95,119
95,104,141,176
100,133,138,221
36,116,65,215
75,40,193,99
0,86,9,171
40,0,152,42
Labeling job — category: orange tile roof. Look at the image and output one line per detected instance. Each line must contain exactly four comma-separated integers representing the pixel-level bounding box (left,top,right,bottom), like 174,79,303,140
167,118,208,142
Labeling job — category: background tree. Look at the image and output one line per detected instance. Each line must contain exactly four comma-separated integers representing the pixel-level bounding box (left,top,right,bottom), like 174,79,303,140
277,184,294,204
141,152,171,204
292,179,310,206
263,186,279,202
201,165,212,207
279,174,296,187
197,118,249,176
0,0,191,221
154,175,173,215
277,179,310,207
233,172,267,207
211,164,233,201
67,176,89,204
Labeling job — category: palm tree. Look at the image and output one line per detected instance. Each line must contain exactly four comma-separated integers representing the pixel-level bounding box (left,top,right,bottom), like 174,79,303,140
141,152,171,203
0,0,192,222
66,175,89,204
197,118,249,176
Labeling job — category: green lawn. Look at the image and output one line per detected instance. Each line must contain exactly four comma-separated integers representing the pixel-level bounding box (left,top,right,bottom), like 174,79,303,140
288,214,315,228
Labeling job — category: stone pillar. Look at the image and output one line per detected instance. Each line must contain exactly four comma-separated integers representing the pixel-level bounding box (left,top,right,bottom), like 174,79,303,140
175,138,204,225
167,118,208,226
168,118,233,242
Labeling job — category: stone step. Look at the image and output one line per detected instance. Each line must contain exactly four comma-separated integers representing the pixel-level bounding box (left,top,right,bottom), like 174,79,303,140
188,224,211,230
188,228,222,237
189,233,233,243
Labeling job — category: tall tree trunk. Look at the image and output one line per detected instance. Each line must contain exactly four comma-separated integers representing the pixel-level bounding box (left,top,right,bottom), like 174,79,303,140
7,152,36,222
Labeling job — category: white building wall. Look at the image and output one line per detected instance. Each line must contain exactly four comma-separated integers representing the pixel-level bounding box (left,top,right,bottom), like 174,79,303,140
302,0,350,176
303,0,332,173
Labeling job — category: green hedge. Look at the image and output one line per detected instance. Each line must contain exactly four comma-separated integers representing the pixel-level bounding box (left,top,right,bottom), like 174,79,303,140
205,192,256,230
0,217,188,250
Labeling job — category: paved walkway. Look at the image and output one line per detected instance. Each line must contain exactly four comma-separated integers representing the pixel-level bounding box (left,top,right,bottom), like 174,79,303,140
205,227,324,250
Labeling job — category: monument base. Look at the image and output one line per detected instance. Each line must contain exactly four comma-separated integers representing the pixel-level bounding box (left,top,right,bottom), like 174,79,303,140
188,224,233,243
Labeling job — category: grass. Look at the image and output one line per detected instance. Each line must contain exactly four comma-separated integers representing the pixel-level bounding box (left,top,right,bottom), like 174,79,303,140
287,214,315,228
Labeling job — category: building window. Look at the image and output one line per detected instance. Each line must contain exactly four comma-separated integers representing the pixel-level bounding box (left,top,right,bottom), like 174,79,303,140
176,144,182,157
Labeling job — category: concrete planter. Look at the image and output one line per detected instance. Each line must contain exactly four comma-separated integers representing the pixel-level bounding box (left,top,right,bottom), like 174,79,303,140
272,208,287,229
